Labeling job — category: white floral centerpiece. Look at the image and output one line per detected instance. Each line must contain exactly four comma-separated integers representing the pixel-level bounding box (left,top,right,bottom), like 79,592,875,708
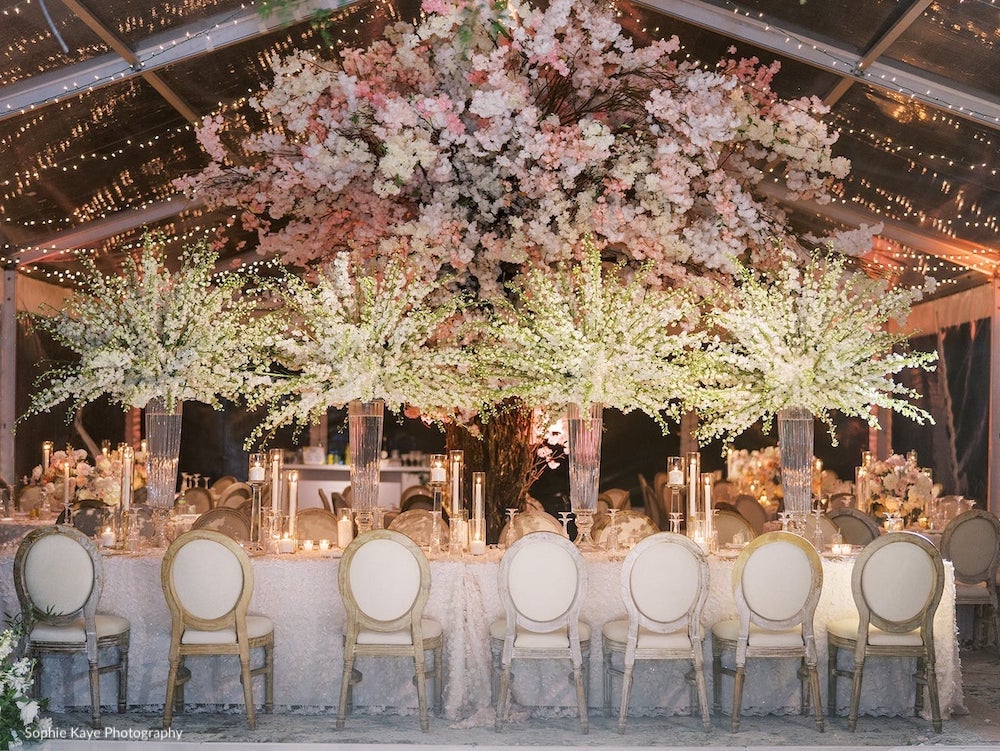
24,240,273,415
250,252,484,440
0,627,51,748
482,242,705,425
865,453,935,519
692,250,937,443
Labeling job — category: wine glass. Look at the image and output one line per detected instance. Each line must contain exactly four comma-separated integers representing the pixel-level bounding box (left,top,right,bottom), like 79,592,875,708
668,512,682,534
557,511,572,537
502,508,519,549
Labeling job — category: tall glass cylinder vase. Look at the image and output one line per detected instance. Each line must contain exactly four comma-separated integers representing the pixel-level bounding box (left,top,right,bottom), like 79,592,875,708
145,397,183,547
778,406,814,521
567,402,603,551
349,399,384,535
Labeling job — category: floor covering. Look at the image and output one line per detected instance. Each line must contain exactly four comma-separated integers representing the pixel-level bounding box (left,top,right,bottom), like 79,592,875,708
36,645,1000,750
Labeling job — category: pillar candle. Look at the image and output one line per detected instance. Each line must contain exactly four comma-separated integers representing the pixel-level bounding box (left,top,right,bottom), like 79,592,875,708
42,441,52,471
287,470,299,538
701,473,714,547
472,472,485,522
120,446,134,511
449,450,464,515
63,461,71,508
429,454,446,484
248,454,266,484
686,451,700,522
269,449,283,513
338,511,354,548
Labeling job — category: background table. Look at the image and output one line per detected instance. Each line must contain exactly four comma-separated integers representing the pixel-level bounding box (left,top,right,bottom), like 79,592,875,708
0,546,962,723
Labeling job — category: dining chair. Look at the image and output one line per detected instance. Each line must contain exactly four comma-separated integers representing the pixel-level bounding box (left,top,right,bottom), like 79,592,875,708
827,492,856,511
63,500,110,538
602,532,711,732
714,509,757,546
295,508,340,542
732,495,768,536
180,486,213,514
713,480,735,504
161,529,274,730
593,510,658,549
317,488,333,513
218,482,253,508
387,509,450,548
805,513,841,546
597,488,631,514
400,494,435,512
827,531,945,732
828,508,881,546
711,531,825,732
337,529,443,731
941,509,1000,651
13,525,130,729
190,506,251,542
401,484,434,506
491,531,590,733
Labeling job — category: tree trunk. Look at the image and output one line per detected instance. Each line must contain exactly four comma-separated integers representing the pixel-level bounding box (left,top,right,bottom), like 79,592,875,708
445,400,538,543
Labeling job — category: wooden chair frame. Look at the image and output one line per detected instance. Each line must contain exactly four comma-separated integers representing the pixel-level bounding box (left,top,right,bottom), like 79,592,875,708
602,532,711,732
712,531,825,733
828,508,881,546
161,529,274,730
337,529,443,732
190,506,252,542
941,508,1000,652
491,531,590,733
828,531,945,732
14,525,130,730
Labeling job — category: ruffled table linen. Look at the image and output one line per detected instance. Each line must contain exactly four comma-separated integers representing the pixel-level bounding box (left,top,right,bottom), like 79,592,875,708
0,547,962,723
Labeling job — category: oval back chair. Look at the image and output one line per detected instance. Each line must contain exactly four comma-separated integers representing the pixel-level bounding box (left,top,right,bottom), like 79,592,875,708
337,530,443,731
941,509,1000,651
13,525,130,730
602,532,711,732
711,531,825,733
827,531,945,733
828,507,881,546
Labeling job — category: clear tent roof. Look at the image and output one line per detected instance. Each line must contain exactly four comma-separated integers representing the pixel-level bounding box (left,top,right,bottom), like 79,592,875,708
0,0,997,298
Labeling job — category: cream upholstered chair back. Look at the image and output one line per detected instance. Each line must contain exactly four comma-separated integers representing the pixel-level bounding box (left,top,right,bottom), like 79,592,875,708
162,529,253,632
191,506,251,542
625,532,707,633
15,525,99,624
734,531,822,629
855,532,944,634
340,529,430,633
501,531,586,633
388,508,449,547
941,509,1000,585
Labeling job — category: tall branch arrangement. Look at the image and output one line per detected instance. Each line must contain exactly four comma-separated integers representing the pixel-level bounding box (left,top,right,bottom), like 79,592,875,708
23,241,272,417
690,251,937,444
178,0,850,294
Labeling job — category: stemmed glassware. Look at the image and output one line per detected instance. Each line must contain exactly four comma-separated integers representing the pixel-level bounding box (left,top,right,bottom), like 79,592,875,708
605,508,621,559
669,512,683,534
558,511,572,537
502,508,519,549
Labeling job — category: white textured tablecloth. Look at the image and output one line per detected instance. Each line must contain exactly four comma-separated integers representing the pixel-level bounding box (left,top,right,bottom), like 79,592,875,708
0,546,962,722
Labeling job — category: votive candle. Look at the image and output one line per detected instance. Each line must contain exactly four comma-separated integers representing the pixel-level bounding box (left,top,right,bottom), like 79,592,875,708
101,527,116,547
277,535,295,554
429,454,446,485
302,539,314,552
248,453,266,484
319,539,331,552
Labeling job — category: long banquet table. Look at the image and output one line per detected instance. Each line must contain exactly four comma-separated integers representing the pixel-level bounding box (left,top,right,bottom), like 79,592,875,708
0,544,963,723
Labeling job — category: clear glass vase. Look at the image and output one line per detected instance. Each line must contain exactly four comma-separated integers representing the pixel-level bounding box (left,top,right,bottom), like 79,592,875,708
145,397,183,510
349,399,384,534
778,406,814,518
567,402,603,551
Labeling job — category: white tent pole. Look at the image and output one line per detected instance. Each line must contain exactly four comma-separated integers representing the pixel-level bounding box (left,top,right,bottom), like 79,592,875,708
990,277,1000,514
0,264,16,488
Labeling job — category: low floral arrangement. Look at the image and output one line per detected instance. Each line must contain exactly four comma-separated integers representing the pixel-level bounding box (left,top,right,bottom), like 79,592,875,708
23,449,91,504
480,242,704,428
692,250,938,444
23,239,273,417
865,453,935,518
250,252,483,440
728,447,782,499
0,626,50,749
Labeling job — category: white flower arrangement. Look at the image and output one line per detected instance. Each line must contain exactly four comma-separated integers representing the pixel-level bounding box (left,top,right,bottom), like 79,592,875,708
24,241,273,416
692,250,937,443
480,242,704,429
251,253,483,439
0,626,51,748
